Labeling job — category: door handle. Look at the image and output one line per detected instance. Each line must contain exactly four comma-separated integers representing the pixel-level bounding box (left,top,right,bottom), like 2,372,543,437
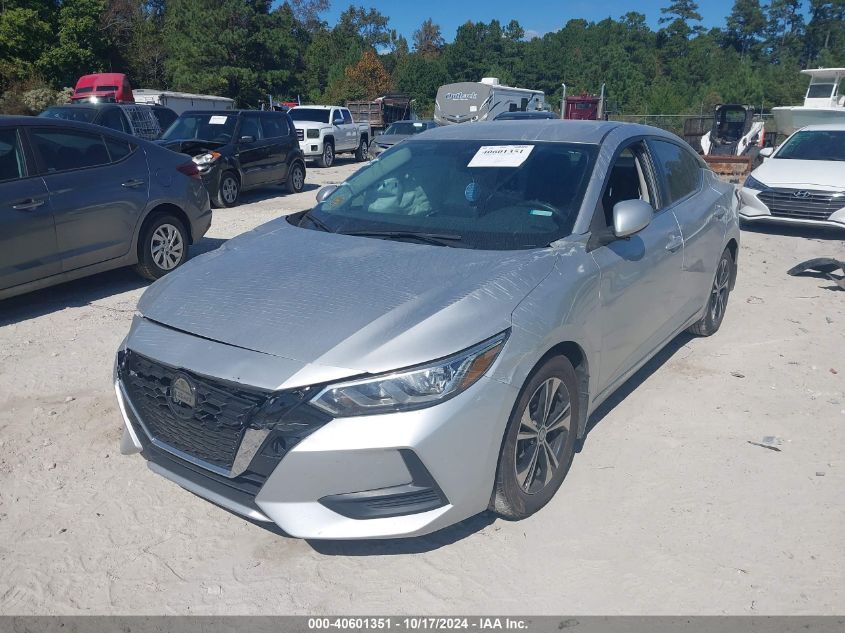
121,178,146,188
11,198,46,211
665,235,683,252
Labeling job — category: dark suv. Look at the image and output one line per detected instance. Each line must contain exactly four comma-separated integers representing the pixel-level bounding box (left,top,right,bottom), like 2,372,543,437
158,110,306,207
39,103,172,141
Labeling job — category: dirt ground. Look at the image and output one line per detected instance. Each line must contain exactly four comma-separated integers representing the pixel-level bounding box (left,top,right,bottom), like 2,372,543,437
0,157,843,615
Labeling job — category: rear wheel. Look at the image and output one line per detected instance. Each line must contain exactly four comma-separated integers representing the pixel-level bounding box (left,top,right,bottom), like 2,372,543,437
134,214,189,281
316,141,334,168
688,247,734,336
216,171,240,207
492,356,579,520
355,137,368,162
286,161,305,194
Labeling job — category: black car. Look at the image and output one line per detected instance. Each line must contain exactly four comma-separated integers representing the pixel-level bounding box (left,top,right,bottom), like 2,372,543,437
493,110,559,121
39,103,167,140
158,110,306,207
0,117,212,300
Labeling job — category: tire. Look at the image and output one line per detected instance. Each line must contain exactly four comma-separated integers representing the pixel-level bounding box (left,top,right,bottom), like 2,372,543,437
316,140,334,168
286,161,305,194
491,356,580,520
134,214,189,281
215,171,240,207
688,247,734,336
355,136,368,162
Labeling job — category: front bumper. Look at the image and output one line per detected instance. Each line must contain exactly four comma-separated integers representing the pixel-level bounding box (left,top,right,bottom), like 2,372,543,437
369,142,394,158
116,350,518,540
739,186,845,229
297,139,324,158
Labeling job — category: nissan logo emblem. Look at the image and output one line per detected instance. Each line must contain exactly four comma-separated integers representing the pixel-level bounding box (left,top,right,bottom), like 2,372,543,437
792,191,811,199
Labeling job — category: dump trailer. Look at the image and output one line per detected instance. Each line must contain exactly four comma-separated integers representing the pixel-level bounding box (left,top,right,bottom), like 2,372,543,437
347,95,415,135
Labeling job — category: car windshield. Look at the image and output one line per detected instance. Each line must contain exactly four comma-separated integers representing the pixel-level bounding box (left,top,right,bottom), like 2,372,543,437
39,107,96,123
775,130,845,161
384,122,430,135
303,140,596,250
161,113,237,143
289,108,331,123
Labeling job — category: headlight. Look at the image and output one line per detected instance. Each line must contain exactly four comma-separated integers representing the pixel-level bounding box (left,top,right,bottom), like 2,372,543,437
310,331,509,416
307,129,320,139
192,151,221,167
744,174,767,190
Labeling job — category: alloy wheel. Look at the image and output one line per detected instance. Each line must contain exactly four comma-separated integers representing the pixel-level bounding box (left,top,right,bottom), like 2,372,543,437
514,377,572,495
150,223,184,271
323,144,334,167
221,176,238,204
291,165,304,191
710,257,731,323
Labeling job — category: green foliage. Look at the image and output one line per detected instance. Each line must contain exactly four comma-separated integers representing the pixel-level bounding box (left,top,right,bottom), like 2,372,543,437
1,0,844,117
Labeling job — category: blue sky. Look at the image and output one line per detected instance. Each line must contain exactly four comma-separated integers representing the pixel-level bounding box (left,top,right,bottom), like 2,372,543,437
318,0,736,42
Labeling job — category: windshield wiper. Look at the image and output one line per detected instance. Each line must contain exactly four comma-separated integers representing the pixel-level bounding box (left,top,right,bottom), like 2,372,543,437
340,230,463,247
301,210,334,233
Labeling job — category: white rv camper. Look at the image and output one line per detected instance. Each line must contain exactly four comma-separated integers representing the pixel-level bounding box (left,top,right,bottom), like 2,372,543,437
434,78,545,125
132,89,235,115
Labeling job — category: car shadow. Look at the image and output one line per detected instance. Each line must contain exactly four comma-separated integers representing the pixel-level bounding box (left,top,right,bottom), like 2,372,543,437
237,183,320,206
578,332,695,448
740,220,845,241
0,237,227,325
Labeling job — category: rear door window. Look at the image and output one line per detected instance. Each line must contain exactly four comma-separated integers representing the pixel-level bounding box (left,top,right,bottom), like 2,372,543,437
650,140,702,206
342,109,353,124
99,107,129,133
0,128,26,182
105,137,134,162
260,113,287,139
30,128,111,173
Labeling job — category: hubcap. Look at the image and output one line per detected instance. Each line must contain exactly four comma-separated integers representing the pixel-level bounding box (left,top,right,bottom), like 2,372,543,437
292,166,304,191
710,257,731,323
150,224,184,271
222,177,238,203
514,377,571,495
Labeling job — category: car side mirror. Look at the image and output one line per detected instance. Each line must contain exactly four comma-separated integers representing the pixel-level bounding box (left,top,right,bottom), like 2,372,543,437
613,199,653,238
759,147,774,158
316,184,338,203
239,135,255,143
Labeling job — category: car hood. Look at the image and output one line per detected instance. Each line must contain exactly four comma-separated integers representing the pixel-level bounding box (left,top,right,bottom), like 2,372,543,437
157,139,228,156
752,158,845,189
137,218,556,374
292,120,329,131
374,134,408,146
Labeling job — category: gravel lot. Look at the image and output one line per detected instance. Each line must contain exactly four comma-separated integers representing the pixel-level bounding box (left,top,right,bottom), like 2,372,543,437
0,157,843,615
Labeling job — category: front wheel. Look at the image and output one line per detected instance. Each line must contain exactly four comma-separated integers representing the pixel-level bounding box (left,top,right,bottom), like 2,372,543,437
688,247,734,336
134,214,189,281
491,356,579,520
316,141,334,168
216,171,240,207
355,137,368,162
286,161,305,194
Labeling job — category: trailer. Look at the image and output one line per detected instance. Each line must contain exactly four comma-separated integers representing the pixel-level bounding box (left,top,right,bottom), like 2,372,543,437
132,89,234,115
347,95,415,136
434,78,545,125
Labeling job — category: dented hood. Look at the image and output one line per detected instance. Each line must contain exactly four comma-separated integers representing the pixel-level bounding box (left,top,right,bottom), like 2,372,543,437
138,218,556,374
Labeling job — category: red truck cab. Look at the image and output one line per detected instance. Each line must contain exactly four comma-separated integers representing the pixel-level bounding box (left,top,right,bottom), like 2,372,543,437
71,73,134,104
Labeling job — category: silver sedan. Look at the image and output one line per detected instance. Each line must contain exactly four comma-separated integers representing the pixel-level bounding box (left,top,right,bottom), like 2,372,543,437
115,120,739,539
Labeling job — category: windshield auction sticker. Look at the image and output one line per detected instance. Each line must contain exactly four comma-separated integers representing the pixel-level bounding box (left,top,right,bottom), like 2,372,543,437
468,145,534,168
209,116,228,124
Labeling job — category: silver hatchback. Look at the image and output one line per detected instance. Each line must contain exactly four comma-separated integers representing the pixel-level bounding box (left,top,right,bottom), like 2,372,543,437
116,121,739,539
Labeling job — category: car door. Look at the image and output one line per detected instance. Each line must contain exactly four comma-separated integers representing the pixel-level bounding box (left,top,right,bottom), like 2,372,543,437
588,141,687,394
331,108,349,150
259,112,289,183
28,126,149,272
0,126,60,290
341,108,356,149
235,112,270,187
649,138,726,319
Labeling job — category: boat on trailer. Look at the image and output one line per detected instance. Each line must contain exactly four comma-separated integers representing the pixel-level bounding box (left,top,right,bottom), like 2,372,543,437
772,68,845,136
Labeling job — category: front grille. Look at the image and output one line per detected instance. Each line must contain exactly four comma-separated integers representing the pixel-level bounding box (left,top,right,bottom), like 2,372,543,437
759,188,845,221
120,351,271,470
296,128,304,141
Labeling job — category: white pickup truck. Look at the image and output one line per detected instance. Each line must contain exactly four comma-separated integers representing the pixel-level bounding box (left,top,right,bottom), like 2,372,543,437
289,105,371,167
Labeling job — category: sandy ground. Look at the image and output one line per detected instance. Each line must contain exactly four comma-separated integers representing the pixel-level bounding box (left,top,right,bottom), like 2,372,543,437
0,158,843,615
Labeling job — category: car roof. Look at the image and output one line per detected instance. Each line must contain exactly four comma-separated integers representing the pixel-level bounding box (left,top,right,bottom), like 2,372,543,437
290,105,337,110
795,123,845,132
417,120,672,144
0,115,153,141
180,110,277,115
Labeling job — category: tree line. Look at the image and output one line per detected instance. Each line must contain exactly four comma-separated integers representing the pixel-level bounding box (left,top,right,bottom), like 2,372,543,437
1,0,843,117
